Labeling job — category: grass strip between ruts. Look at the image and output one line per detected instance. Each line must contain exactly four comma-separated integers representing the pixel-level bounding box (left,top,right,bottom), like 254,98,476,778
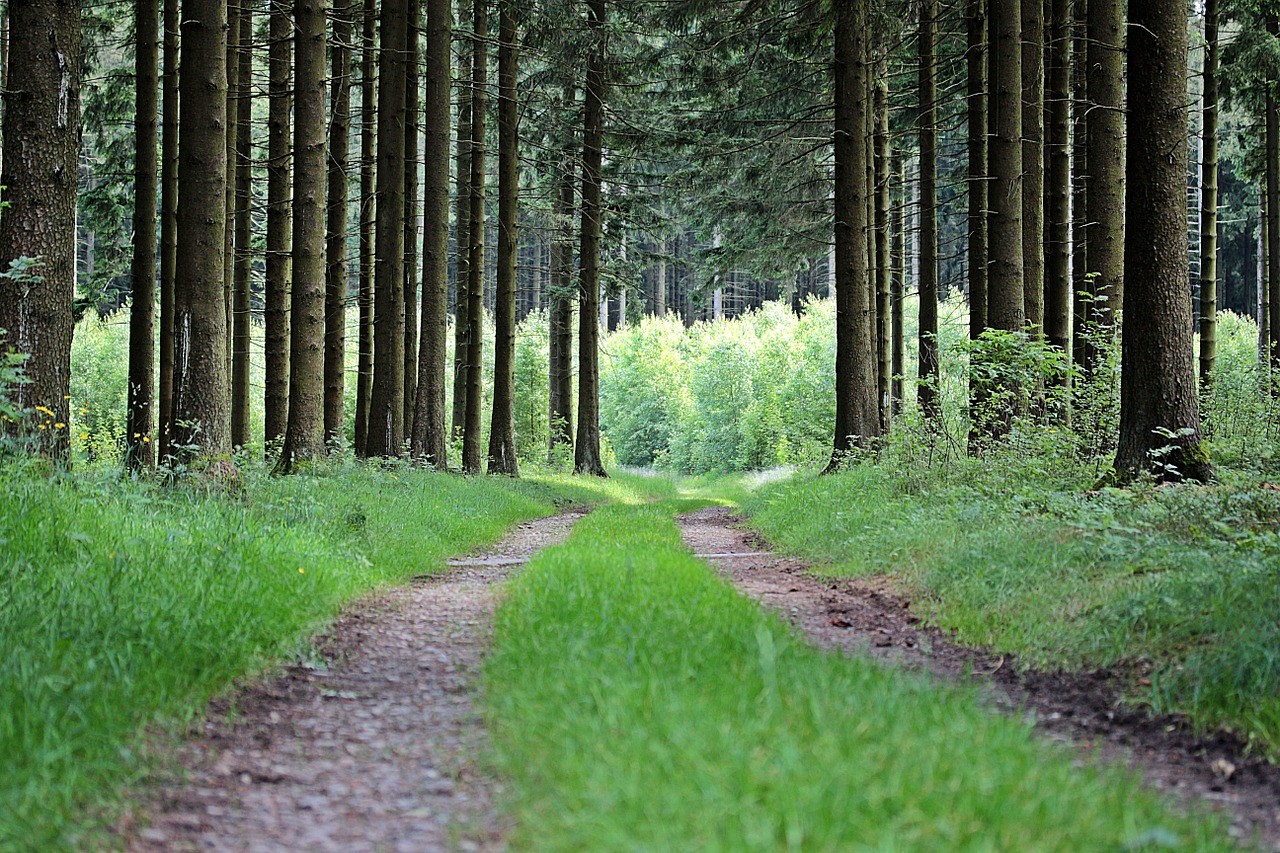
484,499,1241,852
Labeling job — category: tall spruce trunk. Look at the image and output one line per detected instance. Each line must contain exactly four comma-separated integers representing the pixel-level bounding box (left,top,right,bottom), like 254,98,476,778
575,0,608,476
1069,0,1088,371
0,0,82,458
890,154,905,415
127,0,159,469
1268,16,1280,370
451,22,473,444
966,0,987,337
1113,0,1210,483
1021,0,1044,334
1043,0,1071,383
158,0,180,459
1198,0,1219,387
325,0,353,444
411,0,451,468
1083,0,1124,370
825,0,881,470
277,0,328,471
368,0,408,456
488,2,519,475
231,0,253,448
354,0,376,455
874,80,892,431
265,0,293,447
172,0,230,460
402,0,420,437
223,0,239,384
548,129,576,459
917,0,940,420
987,0,1023,333
462,0,488,474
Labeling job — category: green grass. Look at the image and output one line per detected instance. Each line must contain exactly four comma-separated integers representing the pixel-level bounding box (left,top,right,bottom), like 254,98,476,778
484,499,1240,851
0,461,594,851
739,462,1280,758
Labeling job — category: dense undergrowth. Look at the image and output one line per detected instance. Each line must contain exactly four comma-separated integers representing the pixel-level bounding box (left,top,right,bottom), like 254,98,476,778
0,457,634,851
485,500,1238,851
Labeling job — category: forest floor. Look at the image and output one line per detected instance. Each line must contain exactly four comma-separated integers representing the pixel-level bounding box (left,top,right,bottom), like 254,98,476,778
122,506,588,853
678,505,1280,852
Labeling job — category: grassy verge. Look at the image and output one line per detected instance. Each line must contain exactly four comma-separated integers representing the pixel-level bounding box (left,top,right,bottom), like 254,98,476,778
484,499,1239,851
739,463,1280,757
0,460,607,851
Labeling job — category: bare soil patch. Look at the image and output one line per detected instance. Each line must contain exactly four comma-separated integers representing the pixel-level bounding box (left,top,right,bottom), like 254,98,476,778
119,507,586,853
680,505,1280,851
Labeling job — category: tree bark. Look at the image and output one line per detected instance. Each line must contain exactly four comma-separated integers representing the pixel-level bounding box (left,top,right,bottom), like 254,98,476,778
127,0,159,469
825,0,881,469
1198,0,1218,387
158,0,179,460
917,0,940,420
890,153,905,415
488,2,519,475
1113,0,1210,483
231,0,253,448
277,0,329,471
1268,16,1280,371
462,0,489,473
575,0,608,476
874,79,891,431
265,0,293,448
368,0,409,457
0,0,81,458
548,116,575,460
1083,0,1124,370
223,0,239,384
411,0,451,468
354,0,376,455
987,0,1023,333
1044,0,1071,381
1069,0,1088,371
966,0,987,338
172,0,230,459
451,16,473,444
1021,0,1044,334
403,0,420,437
325,0,353,444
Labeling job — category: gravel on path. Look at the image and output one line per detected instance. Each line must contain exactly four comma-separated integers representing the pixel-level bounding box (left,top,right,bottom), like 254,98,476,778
680,504,1280,852
122,507,587,853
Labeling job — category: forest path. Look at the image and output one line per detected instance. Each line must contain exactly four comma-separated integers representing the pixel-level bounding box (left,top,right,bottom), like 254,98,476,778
679,505,1280,852
126,506,588,853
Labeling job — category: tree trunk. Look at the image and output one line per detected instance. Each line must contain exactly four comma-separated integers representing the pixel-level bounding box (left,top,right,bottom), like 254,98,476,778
917,0,940,420
825,0,880,469
1113,0,1210,483
575,0,608,476
874,79,891,431
0,0,81,458
1083,0,1124,370
411,0,451,468
548,119,575,459
891,154,905,415
277,0,328,471
1198,0,1218,387
127,0,159,470
1268,16,1280,370
231,0,253,448
451,17,473,444
158,0,179,460
1021,0,1044,334
325,0,353,444
1069,0,1088,371
354,0,376,455
172,0,230,459
402,0,420,437
462,0,488,474
265,0,292,448
488,2,519,476
967,0,987,338
223,0,239,384
1043,0,1071,382
368,0,408,457
987,0,1023,333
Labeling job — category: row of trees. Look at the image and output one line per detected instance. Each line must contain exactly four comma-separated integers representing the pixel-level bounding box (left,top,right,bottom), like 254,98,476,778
0,0,1267,483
